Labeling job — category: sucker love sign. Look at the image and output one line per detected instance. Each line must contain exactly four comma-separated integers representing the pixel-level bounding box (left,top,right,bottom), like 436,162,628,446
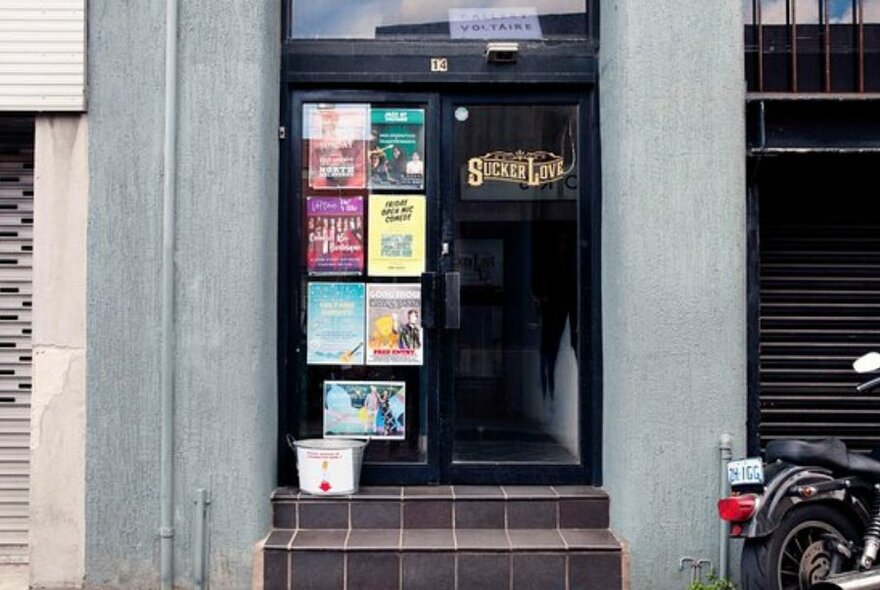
467,150,565,187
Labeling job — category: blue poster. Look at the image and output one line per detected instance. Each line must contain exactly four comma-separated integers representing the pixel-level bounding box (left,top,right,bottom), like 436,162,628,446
307,282,365,365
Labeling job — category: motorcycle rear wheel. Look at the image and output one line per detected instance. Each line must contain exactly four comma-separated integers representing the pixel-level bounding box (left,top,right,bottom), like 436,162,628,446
742,504,861,590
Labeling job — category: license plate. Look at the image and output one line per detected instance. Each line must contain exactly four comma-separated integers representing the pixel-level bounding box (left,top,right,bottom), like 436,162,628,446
728,458,764,486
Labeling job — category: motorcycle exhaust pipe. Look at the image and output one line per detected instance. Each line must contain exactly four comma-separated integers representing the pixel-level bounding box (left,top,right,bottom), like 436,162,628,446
813,569,880,590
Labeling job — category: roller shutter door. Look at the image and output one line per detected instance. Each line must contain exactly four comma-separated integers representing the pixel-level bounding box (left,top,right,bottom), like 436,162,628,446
0,118,32,555
759,156,880,452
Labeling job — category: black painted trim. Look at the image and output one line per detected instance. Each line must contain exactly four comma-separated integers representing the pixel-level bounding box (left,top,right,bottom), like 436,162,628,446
282,40,597,85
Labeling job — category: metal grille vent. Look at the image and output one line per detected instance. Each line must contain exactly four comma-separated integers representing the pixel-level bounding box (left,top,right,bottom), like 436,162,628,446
0,119,33,551
760,218,880,453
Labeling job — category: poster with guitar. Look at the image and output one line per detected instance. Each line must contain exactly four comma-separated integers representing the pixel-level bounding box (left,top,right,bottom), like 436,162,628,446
307,282,365,365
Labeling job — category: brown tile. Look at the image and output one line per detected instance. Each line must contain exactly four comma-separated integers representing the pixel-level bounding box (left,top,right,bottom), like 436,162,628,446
403,500,452,528
273,502,297,529
455,500,504,528
347,551,400,590
402,552,454,590
351,501,401,528
265,530,295,549
507,500,557,528
559,499,608,528
271,487,299,500
351,486,402,500
299,501,349,529
291,529,347,550
508,529,565,550
559,529,622,551
512,553,566,589
453,485,505,498
290,551,343,590
501,486,557,497
552,486,607,499
458,553,510,588
569,552,623,590
404,485,453,498
455,529,510,551
263,549,289,590
402,528,454,550
346,529,401,551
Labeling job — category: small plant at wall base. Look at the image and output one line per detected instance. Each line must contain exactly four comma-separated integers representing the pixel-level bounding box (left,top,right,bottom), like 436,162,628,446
688,572,736,590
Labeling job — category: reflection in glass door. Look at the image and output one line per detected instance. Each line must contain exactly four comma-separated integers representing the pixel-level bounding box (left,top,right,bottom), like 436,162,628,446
447,102,582,466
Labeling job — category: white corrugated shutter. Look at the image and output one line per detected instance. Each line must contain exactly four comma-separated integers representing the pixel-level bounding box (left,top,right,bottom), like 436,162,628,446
0,118,32,555
0,0,86,112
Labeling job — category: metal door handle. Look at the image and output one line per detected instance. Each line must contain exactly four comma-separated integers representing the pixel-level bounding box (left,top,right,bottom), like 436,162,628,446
444,271,460,329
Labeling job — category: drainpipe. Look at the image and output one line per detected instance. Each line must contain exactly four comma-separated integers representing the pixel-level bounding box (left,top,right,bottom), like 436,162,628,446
160,0,179,587
719,433,733,579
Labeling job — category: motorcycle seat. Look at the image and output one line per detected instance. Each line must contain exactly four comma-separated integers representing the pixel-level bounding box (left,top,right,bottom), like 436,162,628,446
766,438,880,482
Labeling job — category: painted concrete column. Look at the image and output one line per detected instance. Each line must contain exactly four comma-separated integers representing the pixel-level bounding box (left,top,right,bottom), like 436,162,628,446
85,1,279,588
600,2,746,589
30,115,88,589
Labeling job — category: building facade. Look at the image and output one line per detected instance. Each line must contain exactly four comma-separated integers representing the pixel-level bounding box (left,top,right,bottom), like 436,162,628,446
0,1,752,588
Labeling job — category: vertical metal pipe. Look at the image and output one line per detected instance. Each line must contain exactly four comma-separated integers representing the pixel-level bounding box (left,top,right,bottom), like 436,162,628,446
823,0,832,91
160,0,179,587
792,0,799,91
858,0,865,92
193,489,210,590
719,434,733,579
757,0,765,91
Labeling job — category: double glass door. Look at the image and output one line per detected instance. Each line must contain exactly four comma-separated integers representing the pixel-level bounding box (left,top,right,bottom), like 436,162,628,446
285,90,594,484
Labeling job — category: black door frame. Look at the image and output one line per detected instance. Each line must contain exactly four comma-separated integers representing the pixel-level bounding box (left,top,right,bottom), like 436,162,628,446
278,88,602,486
277,0,602,488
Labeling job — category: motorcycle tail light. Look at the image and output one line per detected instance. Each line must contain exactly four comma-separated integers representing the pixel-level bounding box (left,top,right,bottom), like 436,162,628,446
717,495,758,522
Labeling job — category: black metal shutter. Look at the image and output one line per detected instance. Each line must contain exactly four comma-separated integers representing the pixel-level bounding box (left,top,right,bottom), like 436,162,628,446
759,156,880,452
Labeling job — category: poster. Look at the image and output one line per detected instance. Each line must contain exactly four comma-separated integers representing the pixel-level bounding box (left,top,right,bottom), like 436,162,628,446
305,103,368,190
323,380,406,440
307,282,365,365
368,108,425,190
366,284,423,366
306,196,364,275
367,195,426,276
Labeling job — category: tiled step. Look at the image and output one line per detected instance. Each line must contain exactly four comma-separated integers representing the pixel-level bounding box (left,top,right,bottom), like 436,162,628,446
261,485,622,590
270,485,609,530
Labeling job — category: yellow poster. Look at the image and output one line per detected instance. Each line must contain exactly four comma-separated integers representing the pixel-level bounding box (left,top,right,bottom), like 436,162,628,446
368,195,426,277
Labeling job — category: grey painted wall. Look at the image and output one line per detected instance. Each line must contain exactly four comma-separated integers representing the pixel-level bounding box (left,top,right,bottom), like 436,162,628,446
86,1,279,588
599,2,746,589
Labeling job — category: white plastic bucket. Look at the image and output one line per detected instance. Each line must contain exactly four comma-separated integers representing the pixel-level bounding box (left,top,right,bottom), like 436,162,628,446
288,436,367,496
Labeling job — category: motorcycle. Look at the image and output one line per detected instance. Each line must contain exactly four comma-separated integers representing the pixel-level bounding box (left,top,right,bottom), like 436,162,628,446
718,352,880,590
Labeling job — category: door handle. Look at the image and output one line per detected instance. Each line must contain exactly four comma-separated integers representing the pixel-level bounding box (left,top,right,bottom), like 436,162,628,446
444,271,461,329
420,272,437,329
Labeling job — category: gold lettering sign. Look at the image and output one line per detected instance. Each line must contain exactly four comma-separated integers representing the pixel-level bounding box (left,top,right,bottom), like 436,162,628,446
467,150,566,187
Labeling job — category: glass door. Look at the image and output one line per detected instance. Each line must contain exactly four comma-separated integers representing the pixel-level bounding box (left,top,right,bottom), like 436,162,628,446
439,95,593,483
283,91,595,485
286,91,441,485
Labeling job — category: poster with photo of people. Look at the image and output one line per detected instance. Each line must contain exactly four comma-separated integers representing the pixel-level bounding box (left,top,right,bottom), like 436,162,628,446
306,196,364,275
305,103,369,190
366,283,423,366
323,380,406,440
368,108,425,190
